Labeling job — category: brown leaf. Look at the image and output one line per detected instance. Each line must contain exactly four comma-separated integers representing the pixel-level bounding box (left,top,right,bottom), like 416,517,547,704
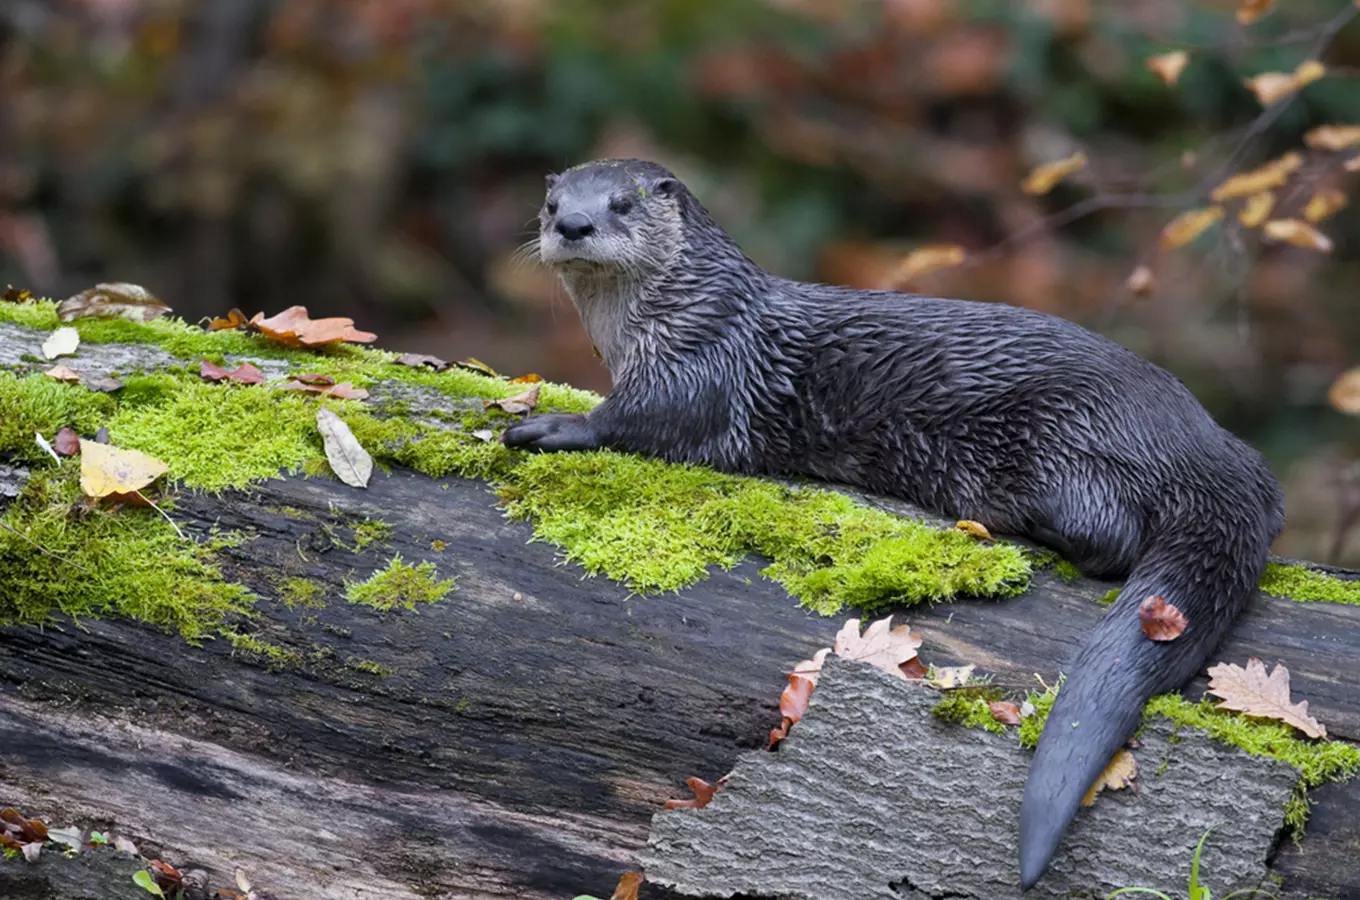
1329,368,1360,415
1125,265,1156,298
1160,206,1224,249
207,308,248,331
484,384,541,415
1304,124,1360,151
954,519,993,541
1146,51,1189,86
54,427,81,456
200,359,266,385
989,701,1023,726
1235,0,1276,24
317,407,373,489
833,615,924,680
1206,658,1327,738
278,375,370,400
1244,60,1325,105
663,775,728,810
2,285,33,303
455,357,499,377
1139,594,1188,641
1238,191,1275,228
150,859,183,886
1262,219,1333,252
395,352,450,371
57,283,171,323
1080,749,1139,807
83,375,124,394
44,364,82,383
900,656,930,680
895,244,967,284
612,872,645,900
1211,152,1302,202
78,440,169,499
1021,151,1087,196
248,305,377,348
1303,189,1348,223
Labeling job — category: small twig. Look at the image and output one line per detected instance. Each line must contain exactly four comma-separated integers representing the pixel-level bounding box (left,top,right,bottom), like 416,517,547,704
135,490,187,541
0,520,93,573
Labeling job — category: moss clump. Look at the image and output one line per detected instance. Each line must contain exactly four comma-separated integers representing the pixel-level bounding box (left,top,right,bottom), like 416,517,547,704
501,452,1031,614
223,630,301,668
0,469,252,640
352,519,393,552
1097,588,1121,606
0,372,115,463
345,657,395,677
346,555,456,611
277,577,327,608
1259,562,1360,605
1051,559,1083,582
931,688,1009,734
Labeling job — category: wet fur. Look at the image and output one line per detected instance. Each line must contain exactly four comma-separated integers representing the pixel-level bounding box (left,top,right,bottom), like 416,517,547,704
504,159,1285,888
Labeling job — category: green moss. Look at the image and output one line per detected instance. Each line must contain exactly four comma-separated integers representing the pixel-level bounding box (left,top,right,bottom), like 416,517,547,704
931,688,1008,734
1097,588,1121,605
277,577,327,609
352,519,393,552
1051,559,1083,582
501,452,1031,614
0,469,253,640
0,372,115,463
346,555,456,611
223,630,301,669
1259,562,1360,605
345,657,395,677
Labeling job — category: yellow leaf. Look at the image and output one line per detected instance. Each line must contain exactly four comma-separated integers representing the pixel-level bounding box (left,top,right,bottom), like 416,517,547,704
1244,60,1325,105
1303,189,1348,223
1081,749,1138,807
930,664,977,689
1159,206,1223,250
1238,191,1275,227
1293,60,1327,88
1304,124,1360,151
1235,0,1277,24
1262,218,1333,252
1021,151,1087,196
1125,265,1156,297
1146,51,1189,86
954,519,994,541
896,244,966,284
1210,152,1301,201
1329,368,1360,415
78,440,169,499
1207,658,1327,739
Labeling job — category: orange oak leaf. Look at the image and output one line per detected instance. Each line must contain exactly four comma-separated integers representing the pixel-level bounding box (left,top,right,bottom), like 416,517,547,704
612,871,644,900
199,359,266,385
208,308,249,331
248,305,376,347
663,775,728,810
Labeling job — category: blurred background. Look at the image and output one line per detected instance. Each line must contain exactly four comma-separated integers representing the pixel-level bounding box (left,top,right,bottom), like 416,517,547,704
1,0,1358,563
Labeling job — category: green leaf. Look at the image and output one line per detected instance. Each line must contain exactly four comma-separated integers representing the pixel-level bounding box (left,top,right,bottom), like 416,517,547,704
88,831,108,846
132,870,165,897
1188,825,1219,900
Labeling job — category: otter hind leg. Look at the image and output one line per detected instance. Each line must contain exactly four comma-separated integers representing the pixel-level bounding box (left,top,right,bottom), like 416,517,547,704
1027,488,1142,581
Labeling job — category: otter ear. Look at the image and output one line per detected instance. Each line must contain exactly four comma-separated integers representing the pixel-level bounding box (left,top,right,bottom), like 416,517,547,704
544,173,558,189
654,177,679,197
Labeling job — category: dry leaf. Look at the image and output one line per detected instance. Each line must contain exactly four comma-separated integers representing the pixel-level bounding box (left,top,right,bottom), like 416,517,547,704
1245,60,1325,105
930,664,976,688
471,429,495,442
1329,368,1360,415
78,440,169,499
901,656,930,679
395,352,450,371
1206,658,1327,739
1304,125,1360,151
1139,595,1188,641
989,701,1023,726
1239,191,1275,228
509,373,544,384
57,283,171,323
2,285,33,303
1146,51,1189,86
1235,0,1276,24
44,364,82,383
833,616,924,679
1160,206,1224,249
1021,151,1087,195
199,359,266,385
663,775,728,810
769,647,832,747
278,375,370,400
955,519,993,541
1211,152,1301,201
612,872,644,900
456,357,499,377
54,427,80,456
1080,749,1139,806
896,244,967,284
248,305,377,347
207,308,248,331
485,384,541,415
317,407,373,489
41,326,80,360
84,375,123,394
1303,189,1348,223
1262,219,1333,252
1126,265,1156,297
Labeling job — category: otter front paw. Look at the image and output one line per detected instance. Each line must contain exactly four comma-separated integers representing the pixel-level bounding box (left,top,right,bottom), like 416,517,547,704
501,413,601,452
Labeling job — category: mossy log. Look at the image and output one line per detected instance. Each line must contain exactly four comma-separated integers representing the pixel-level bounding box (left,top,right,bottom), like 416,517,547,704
2,320,1360,900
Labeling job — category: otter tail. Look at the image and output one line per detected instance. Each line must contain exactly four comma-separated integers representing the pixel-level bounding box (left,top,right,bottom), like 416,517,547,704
1017,512,1275,889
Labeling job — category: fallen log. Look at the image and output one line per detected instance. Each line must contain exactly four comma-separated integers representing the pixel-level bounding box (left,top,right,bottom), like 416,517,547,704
0,313,1358,900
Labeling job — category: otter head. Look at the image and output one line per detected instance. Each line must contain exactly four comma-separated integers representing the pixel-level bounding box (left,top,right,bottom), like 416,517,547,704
537,159,686,276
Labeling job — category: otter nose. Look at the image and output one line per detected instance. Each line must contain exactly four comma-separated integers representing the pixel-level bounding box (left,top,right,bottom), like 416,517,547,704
556,213,595,241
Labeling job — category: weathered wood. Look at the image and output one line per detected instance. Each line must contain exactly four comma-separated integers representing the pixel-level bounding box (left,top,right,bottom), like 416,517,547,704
2,324,1360,899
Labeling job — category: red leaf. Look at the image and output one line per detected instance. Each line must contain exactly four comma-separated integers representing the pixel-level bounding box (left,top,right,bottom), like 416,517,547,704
54,427,81,456
988,701,1023,726
1139,595,1188,641
662,776,728,810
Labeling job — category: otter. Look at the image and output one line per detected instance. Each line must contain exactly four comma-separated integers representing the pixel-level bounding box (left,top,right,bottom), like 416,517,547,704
503,158,1285,889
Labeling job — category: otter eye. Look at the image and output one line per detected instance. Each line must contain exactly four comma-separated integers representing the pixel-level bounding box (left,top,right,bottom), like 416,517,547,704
545,200,558,216
609,196,633,215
